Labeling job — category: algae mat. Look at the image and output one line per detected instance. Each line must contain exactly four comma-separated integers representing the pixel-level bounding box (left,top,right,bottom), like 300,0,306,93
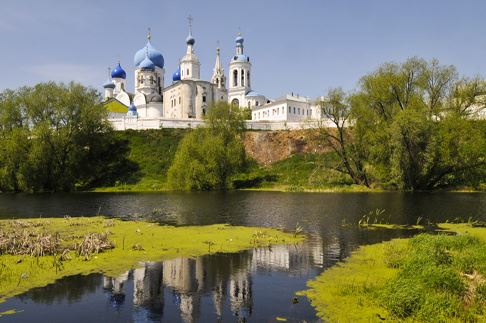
0,216,303,302
302,223,486,322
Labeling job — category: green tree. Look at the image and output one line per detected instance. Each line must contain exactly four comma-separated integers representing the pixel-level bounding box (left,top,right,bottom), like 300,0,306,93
167,102,247,190
348,57,486,189
0,82,134,192
317,88,370,187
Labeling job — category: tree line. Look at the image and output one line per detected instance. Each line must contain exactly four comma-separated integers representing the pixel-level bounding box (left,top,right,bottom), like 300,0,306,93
318,57,486,190
0,57,484,192
0,82,135,192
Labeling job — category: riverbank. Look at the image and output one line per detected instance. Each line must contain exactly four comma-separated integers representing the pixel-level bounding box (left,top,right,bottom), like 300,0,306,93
0,217,303,302
302,223,486,322
91,129,485,193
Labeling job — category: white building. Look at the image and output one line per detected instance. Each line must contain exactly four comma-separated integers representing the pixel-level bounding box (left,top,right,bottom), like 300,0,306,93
103,25,327,130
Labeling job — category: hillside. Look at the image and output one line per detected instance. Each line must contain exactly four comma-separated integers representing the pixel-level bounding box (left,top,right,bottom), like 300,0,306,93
94,128,350,192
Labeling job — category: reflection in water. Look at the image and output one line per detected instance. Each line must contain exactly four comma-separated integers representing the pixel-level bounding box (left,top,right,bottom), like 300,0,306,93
0,226,415,323
0,191,481,321
100,241,325,322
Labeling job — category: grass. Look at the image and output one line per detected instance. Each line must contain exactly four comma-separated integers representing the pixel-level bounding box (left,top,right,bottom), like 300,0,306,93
93,129,373,192
301,223,486,322
0,216,303,302
93,129,186,192
90,129,483,192
234,152,373,192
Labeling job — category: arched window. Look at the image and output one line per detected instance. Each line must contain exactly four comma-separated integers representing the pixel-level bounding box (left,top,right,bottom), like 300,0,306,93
231,98,239,106
247,71,250,87
187,69,190,76
241,69,245,87
233,70,238,87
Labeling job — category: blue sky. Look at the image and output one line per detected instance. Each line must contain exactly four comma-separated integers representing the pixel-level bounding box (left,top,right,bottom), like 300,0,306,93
1,0,485,99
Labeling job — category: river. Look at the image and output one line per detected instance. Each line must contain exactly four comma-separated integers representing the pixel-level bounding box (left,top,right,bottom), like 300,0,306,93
0,191,484,322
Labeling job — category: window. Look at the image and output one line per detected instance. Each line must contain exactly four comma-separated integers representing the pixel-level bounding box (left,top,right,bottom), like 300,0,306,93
202,95,206,103
247,71,250,87
288,106,291,113
241,69,245,87
248,101,250,108
231,98,239,106
256,101,259,106
233,70,238,87
187,69,189,76
293,107,296,114
179,97,181,104
298,108,300,115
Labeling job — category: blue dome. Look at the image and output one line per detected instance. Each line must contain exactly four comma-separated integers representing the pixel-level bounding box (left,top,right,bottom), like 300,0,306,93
246,91,261,97
111,63,126,79
235,35,244,45
172,67,181,82
186,34,195,46
233,54,248,62
134,41,164,69
103,80,115,89
127,103,137,117
139,55,155,70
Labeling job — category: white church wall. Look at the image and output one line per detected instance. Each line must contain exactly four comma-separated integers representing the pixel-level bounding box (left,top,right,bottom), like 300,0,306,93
108,117,337,131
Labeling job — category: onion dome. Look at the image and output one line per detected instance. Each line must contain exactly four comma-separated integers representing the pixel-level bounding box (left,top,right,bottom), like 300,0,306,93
111,63,126,79
186,34,195,46
103,80,115,89
233,54,248,62
172,67,181,82
127,103,137,116
235,34,244,45
246,91,261,97
139,54,155,70
134,41,164,69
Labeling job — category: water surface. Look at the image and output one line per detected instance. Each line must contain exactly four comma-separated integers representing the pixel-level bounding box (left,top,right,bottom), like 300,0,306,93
0,192,484,322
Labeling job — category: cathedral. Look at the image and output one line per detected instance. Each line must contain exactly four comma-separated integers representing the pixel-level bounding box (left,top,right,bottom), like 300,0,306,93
103,23,322,130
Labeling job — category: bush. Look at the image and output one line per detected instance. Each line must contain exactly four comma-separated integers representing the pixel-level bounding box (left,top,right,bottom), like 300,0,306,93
167,102,247,190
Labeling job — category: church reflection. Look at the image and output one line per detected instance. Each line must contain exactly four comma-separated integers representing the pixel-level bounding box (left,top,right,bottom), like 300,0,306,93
3,226,419,322
101,239,325,322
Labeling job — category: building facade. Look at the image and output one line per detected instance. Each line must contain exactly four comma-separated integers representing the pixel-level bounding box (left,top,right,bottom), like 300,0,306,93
103,26,325,129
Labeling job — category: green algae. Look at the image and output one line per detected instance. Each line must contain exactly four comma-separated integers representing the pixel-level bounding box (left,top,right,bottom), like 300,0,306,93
0,309,21,317
0,217,303,302
301,223,486,322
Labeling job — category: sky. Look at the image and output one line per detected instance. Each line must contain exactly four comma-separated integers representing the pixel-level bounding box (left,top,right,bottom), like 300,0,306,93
0,0,485,99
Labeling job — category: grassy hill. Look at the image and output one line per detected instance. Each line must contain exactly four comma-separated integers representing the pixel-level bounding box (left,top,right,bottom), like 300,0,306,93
95,129,187,191
93,128,366,192
94,128,484,192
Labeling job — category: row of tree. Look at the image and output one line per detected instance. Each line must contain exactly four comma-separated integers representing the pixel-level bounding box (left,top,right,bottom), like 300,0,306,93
319,57,486,190
0,82,134,192
0,57,484,192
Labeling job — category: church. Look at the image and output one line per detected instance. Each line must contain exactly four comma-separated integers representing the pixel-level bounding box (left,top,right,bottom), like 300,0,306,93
103,23,322,130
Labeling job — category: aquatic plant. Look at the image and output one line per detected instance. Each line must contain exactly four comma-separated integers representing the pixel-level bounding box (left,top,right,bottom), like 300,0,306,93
358,209,390,226
0,217,304,302
75,232,114,260
294,223,304,238
303,223,486,322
